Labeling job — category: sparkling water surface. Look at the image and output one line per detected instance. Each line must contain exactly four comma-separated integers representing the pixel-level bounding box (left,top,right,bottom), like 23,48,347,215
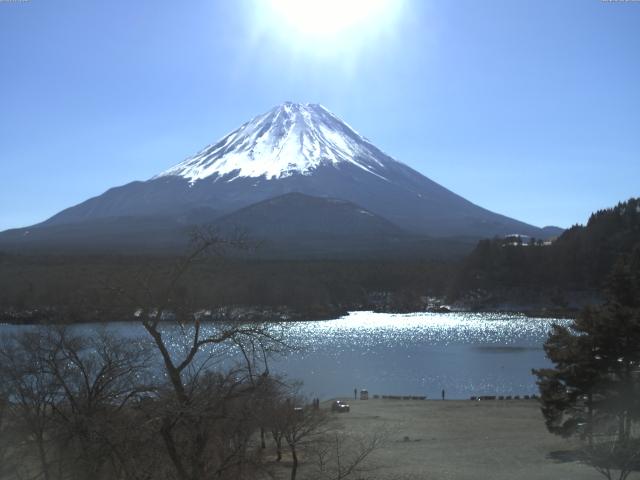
1,311,570,400
270,311,569,399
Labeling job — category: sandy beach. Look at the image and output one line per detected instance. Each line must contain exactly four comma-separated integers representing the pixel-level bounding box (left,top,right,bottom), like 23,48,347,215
324,397,603,480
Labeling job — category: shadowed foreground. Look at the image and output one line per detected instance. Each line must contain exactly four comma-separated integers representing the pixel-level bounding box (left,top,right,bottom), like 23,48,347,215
325,398,603,480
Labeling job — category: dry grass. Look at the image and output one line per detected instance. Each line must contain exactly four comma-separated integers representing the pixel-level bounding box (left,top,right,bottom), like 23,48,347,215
321,397,604,480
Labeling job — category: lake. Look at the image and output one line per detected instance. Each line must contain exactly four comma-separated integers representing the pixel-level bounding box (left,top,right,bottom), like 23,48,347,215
1,311,570,400
270,311,569,399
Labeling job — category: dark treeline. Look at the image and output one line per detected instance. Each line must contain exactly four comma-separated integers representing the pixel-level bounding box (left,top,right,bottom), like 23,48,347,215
449,198,640,312
1,198,638,322
0,253,457,323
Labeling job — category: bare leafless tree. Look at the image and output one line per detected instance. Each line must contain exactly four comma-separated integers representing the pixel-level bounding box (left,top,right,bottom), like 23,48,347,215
270,395,329,480
307,430,386,480
42,328,154,479
0,329,64,480
0,327,154,480
582,437,640,480
104,227,289,480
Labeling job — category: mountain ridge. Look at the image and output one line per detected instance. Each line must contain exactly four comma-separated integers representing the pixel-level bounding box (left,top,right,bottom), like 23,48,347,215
1,102,560,254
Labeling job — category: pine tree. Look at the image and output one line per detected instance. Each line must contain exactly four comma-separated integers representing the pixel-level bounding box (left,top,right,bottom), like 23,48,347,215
533,247,640,478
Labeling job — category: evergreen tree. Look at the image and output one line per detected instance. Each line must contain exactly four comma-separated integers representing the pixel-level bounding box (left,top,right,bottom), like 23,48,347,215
534,247,640,477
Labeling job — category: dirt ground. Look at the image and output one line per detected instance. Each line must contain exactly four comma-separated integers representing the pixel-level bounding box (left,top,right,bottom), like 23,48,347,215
324,397,605,480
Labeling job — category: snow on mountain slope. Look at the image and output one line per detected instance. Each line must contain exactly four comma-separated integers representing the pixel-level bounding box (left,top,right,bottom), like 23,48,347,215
9,101,554,245
155,102,389,182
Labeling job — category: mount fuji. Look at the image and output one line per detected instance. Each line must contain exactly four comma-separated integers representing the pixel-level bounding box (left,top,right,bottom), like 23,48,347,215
0,102,559,255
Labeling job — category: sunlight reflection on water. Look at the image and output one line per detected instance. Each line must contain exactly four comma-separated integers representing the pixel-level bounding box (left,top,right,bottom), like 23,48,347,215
284,311,565,350
2,311,571,400
271,311,570,399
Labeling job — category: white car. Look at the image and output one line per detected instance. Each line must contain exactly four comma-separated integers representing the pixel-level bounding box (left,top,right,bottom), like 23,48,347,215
331,400,350,413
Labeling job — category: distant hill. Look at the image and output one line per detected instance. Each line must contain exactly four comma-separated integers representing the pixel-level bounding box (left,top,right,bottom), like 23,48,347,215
541,226,564,238
0,192,477,258
0,211,219,254
216,192,405,238
450,197,640,309
214,192,409,257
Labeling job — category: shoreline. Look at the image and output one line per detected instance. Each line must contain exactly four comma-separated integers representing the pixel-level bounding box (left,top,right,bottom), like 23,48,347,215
0,304,578,325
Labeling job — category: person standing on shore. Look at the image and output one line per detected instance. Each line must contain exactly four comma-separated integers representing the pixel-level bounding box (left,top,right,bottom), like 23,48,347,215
441,389,445,400
354,387,357,400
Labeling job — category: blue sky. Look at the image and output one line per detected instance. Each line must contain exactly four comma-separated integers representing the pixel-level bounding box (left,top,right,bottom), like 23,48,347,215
0,0,638,231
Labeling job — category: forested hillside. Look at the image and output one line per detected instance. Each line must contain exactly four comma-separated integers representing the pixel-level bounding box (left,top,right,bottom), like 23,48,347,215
0,254,456,323
450,198,640,311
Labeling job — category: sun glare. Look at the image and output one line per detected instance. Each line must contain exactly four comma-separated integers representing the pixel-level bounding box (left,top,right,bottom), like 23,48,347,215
257,0,405,57
269,0,396,37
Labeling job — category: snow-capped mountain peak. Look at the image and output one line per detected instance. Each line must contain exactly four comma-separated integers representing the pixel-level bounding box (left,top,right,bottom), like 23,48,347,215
155,102,389,182
8,102,551,246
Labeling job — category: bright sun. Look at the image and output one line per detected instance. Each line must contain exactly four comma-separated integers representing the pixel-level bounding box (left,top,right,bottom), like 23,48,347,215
268,0,397,38
252,0,406,63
